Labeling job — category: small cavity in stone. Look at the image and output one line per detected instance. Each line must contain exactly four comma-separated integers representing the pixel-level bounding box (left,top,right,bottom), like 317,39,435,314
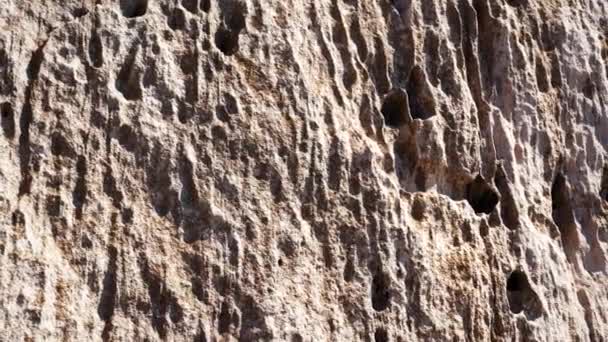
1,102,15,139
371,271,391,311
381,89,409,128
506,270,543,319
214,4,246,56
506,0,528,7
466,174,499,214
215,26,240,56
374,327,389,342
600,166,608,202
120,0,148,18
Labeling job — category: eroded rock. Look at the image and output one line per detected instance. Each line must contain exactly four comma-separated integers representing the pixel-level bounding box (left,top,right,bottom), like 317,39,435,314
0,0,607,340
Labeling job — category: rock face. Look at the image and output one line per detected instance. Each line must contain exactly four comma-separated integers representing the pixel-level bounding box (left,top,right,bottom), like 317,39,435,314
1,0,607,340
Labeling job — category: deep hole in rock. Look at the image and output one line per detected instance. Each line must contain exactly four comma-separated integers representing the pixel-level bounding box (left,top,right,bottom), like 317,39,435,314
601,166,608,202
506,0,527,7
506,270,543,319
374,327,389,342
406,66,436,120
88,30,104,68
411,195,427,221
182,0,198,13
121,207,134,224
551,173,580,262
12,210,25,226
371,271,391,311
50,132,75,158
120,0,148,18
215,26,240,56
466,174,500,214
381,89,409,128
46,195,61,217
214,4,246,56
583,78,595,99
1,102,15,139
98,246,118,322
200,0,211,12
228,6,246,32
218,302,232,334
535,57,549,93
72,7,89,18
168,7,187,31
27,44,45,81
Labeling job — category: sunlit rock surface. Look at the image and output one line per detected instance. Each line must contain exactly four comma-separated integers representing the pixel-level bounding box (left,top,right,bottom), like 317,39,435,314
1,0,607,340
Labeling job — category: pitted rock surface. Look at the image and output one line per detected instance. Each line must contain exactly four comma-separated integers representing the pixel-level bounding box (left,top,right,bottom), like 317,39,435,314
1,0,607,341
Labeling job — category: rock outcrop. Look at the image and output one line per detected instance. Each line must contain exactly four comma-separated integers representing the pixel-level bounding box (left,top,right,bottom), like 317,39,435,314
1,0,607,340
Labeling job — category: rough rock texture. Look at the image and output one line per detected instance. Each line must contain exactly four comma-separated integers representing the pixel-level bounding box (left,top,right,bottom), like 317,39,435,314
1,0,608,341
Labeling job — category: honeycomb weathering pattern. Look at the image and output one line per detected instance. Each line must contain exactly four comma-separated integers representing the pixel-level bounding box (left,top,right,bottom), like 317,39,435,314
0,0,607,340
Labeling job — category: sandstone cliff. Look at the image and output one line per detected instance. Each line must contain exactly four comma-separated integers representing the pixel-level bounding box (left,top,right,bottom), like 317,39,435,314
1,0,607,341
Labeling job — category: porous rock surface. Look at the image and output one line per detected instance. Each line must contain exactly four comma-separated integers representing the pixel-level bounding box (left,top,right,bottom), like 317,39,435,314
1,0,607,341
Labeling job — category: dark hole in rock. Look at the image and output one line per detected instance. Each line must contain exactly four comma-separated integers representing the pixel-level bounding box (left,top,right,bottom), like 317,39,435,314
535,57,549,93
506,270,543,320
218,302,232,334
120,0,148,18
411,195,426,221
214,4,246,56
168,7,187,31
1,102,15,139
72,7,89,18
506,0,528,7
200,0,211,12
27,44,45,80
81,234,93,249
600,166,608,202
50,132,75,157
228,6,246,32
182,0,198,13
12,210,25,226
46,195,62,217
88,30,104,68
374,327,389,342
371,271,391,311
121,207,134,224
466,174,499,214
381,88,410,128
406,66,437,120
582,78,595,99
215,26,240,56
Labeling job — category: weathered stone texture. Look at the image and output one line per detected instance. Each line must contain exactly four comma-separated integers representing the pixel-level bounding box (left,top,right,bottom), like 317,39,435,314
1,0,607,340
